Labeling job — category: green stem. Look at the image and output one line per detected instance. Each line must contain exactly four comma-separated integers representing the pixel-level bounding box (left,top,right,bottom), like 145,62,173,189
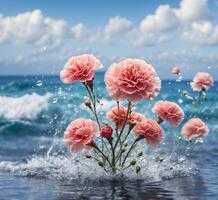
116,125,132,161
116,101,122,146
93,144,112,168
114,101,132,151
83,83,101,130
121,136,143,167
108,139,116,173
123,163,132,170
83,83,107,155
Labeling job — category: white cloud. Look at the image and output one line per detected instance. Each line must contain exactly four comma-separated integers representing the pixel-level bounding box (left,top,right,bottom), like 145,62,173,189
140,5,179,33
71,23,88,39
140,0,210,34
182,21,218,45
131,33,168,46
89,30,112,44
175,0,210,23
0,0,216,48
137,0,218,45
0,9,72,45
105,16,132,36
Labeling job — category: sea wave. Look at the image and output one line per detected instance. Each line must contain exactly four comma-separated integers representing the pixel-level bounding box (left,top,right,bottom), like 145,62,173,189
0,93,52,120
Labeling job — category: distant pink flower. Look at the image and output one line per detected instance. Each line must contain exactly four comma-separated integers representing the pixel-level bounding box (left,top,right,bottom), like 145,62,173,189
107,105,145,127
107,105,127,127
101,125,113,139
60,54,102,84
105,59,161,102
181,118,209,141
190,72,214,91
134,118,164,147
172,66,181,75
152,101,184,126
64,118,98,152
128,112,145,125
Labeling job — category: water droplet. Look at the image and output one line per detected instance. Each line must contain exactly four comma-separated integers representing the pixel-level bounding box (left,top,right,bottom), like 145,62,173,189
179,157,186,162
36,80,43,87
52,97,58,103
41,46,47,52
178,99,183,104
195,138,204,144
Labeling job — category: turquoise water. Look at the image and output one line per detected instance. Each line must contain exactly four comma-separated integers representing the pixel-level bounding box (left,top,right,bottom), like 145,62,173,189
0,74,217,199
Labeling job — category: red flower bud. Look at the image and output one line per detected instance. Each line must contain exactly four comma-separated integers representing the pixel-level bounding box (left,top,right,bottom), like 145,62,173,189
100,125,113,139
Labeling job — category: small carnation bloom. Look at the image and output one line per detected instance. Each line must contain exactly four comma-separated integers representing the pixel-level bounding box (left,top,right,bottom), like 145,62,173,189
64,118,98,152
152,100,184,126
100,125,113,139
105,58,161,102
128,112,145,125
172,66,181,75
60,54,102,84
181,118,209,141
107,105,145,127
134,118,164,147
107,105,128,127
190,72,214,91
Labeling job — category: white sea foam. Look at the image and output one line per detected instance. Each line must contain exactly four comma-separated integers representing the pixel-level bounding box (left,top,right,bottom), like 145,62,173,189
0,93,52,120
0,153,196,183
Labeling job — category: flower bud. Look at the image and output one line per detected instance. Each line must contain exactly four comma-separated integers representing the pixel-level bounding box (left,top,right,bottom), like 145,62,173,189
121,149,126,153
98,161,104,167
85,100,91,106
137,151,143,157
130,159,136,165
136,166,141,173
100,125,113,139
182,90,188,96
129,122,136,130
84,100,92,110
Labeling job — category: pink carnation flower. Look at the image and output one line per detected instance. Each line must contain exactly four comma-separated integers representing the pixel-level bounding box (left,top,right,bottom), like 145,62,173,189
152,100,184,126
107,105,127,128
128,112,145,125
190,72,214,91
64,118,98,152
172,66,181,75
105,58,161,102
134,118,164,147
181,118,209,141
107,105,145,127
60,54,102,84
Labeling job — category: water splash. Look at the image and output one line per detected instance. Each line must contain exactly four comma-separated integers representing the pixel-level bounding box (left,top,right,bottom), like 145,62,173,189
0,151,197,183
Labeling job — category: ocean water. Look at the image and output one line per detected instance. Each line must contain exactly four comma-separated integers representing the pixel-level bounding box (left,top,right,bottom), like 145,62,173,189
0,73,217,200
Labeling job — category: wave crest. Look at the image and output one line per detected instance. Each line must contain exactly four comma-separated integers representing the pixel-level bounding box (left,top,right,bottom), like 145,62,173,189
0,93,51,120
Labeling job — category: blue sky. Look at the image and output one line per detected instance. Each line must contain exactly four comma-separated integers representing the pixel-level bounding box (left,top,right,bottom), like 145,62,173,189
0,0,218,79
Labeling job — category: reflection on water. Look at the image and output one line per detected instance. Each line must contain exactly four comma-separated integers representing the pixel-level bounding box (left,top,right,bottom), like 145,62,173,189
0,173,212,200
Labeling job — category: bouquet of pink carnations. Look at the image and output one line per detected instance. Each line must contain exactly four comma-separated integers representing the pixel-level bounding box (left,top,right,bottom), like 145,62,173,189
60,54,213,174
